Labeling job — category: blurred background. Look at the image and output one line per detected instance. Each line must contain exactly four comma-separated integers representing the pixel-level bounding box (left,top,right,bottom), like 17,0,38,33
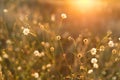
0,0,120,36
0,0,120,80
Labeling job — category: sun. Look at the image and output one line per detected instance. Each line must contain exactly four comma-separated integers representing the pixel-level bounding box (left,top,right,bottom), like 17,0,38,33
68,0,103,13
77,0,96,9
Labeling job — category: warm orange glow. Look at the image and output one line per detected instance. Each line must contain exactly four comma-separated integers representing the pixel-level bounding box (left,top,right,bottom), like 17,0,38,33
76,0,96,9
68,0,104,13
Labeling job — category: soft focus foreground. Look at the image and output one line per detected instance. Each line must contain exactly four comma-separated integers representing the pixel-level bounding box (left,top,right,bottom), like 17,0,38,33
0,0,120,80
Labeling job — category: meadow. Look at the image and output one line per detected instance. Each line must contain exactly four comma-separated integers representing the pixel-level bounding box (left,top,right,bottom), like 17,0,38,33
0,0,120,80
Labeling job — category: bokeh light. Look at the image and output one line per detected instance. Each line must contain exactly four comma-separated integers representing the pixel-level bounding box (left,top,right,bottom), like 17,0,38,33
0,0,120,80
68,0,105,13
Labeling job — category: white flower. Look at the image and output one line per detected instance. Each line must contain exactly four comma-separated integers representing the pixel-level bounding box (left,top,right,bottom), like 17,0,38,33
6,39,12,44
3,54,9,58
33,50,45,57
108,40,114,47
61,13,67,19
83,38,89,44
56,35,61,40
17,66,22,71
68,36,73,40
93,63,99,69
112,76,117,80
3,9,8,13
99,45,105,51
33,50,40,57
91,58,98,64
90,48,97,55
32,72,39,78
118,38,120,41
23,28,30,35
46,64,52,68
88,69,93,74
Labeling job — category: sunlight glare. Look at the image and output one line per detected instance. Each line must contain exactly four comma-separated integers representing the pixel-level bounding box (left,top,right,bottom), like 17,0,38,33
69,0,103,13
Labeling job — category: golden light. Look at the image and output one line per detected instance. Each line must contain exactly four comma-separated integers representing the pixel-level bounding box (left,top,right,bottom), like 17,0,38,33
76,0,96,10
68,0,104,13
